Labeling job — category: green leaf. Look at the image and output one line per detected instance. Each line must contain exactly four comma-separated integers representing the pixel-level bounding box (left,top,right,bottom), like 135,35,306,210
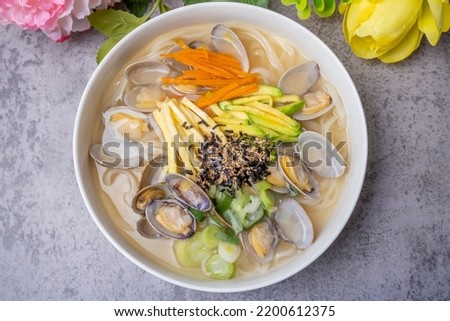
123,0,152,17
96,34,126,64
313,0,325,11
295,0,309,11
296,2,312,19
183,0,269,8
281,0,296,5
314,0,336,17
88,9,147,37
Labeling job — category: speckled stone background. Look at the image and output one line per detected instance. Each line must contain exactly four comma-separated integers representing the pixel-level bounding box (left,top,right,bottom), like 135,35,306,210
1,2,449,300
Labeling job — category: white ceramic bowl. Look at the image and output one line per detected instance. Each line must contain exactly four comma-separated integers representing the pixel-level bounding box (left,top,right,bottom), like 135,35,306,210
74,3,367,292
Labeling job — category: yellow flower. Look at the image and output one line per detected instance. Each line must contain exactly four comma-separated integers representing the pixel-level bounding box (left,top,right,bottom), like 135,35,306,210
339,0,450,63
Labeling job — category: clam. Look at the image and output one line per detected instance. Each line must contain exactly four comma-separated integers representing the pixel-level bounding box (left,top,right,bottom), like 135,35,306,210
274,199,313,250
292,89,334,121
89,143,144,169
188,40,211,50
265,165,291,194
240,217,279,264
296,131,346,178
211,24,249,72
145,199,196,239
131,183,169,214
171,84,207,95
102,106,153,142
165,173,212,212
124,86,165,112
136,217,160,239
163,44,189,72
124,60,171,86
91,106,160,168
278,62,320,96
277,142,320,200
123,61,174,111
137,156,166,190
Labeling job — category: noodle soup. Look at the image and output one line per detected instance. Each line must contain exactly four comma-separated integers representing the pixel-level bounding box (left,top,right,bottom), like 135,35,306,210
90,22,349,281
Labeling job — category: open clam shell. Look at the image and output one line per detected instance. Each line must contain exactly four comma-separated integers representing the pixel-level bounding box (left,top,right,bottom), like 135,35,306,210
292,89,334,121
136,217,160,239
211,24,249,72
124,60,171,86
278,62,320,97
138,156,166,190
89,143,143,169
163,44,190,72
145,199,196,239
98,106,158,168
239,217,279,264
102,106,154,143
131,183,170,214
296,131,346,178
165,173,212,212
124,86,164,112
274,198,313,250
277,142,320,200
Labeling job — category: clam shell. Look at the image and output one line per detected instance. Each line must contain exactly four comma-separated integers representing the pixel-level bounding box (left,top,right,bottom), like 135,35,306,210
145,199,196,240
131,183,169,214
89,143,143,169
100,106,160,168
240,217,278,264
296,131,346,178
277,142,320,200
292,89,334,121
138,156,166,190
123,86,163,112
278,62,320,96
211,24,249,72
165,173,212,212
163,44,189,72
274,198,313,250
124,60,170,86
136,217,160,239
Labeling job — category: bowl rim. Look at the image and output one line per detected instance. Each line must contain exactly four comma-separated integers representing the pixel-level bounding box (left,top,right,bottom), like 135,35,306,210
73,2,368,293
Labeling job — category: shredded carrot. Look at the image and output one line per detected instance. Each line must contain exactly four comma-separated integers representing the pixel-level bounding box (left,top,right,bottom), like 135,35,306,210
163,74,257,87
161,41,259,107
220,83,259,101
196,82,240,107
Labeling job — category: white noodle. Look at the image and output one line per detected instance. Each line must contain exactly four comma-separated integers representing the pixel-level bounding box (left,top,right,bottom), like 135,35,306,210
250,67,278,85
239,30,284,72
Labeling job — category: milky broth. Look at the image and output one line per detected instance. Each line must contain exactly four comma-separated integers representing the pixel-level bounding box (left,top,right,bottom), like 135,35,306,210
90,22,349,279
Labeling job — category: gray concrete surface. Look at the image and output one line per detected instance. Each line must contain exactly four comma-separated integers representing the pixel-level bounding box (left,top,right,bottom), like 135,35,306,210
1,2,449,300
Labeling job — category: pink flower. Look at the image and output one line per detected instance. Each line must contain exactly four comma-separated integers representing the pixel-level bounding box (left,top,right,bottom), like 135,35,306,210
0,0,119,42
